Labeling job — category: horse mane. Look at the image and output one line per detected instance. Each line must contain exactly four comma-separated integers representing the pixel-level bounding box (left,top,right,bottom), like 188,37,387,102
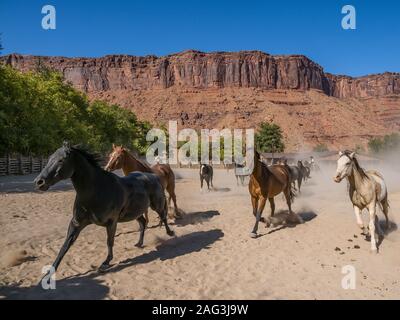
71,145,102,168
124,149,153,172
342,150,369,180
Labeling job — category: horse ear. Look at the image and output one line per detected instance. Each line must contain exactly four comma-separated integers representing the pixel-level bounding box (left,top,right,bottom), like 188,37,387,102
338,151,343,156
350,152,356,158
63,141,70,149
112,143,116,149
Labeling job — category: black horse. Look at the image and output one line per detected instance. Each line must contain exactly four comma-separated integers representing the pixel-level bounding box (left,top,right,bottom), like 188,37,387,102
34,142,174,283
199,164,213,190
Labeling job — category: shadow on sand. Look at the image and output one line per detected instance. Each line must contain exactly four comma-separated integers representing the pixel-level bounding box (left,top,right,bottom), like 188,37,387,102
256,210,318,237
108,229,224,274
0,229,224,300
172,210,220,227
0,275,109,300
211,187,231,192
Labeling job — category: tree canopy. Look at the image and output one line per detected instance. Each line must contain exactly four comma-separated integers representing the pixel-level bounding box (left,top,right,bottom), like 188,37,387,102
0,65,151,155
255,122,285,153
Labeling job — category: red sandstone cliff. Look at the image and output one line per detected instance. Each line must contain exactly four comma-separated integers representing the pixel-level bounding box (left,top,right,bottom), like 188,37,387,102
3,50,399,98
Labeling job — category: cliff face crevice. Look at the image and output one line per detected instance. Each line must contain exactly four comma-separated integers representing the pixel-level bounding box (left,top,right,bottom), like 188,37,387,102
3,50,399,98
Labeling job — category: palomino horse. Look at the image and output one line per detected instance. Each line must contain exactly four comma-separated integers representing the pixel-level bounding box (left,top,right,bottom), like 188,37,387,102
249,150,302,238
34,143,174,284
334,150,389,252
105,145,180,222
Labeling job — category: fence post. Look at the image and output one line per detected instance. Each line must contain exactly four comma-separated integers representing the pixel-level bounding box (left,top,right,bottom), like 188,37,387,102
18,155,22,175
6,154,10,175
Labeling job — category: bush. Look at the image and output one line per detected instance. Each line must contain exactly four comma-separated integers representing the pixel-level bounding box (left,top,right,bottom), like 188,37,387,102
313,143,329,152
0,65,151,155
368,133,400,155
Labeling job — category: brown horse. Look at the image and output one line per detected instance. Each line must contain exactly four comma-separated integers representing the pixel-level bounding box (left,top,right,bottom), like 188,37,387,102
249,150,302,238
105,145,181,223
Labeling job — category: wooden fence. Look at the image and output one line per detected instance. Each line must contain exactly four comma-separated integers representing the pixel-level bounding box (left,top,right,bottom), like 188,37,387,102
0,155,49,176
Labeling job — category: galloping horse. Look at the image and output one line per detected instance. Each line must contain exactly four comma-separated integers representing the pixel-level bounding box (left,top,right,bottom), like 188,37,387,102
299,160,310,182
34,143,174,284
105,145,180,222
249,150,302,238
334,150,389,253
278,158,303,192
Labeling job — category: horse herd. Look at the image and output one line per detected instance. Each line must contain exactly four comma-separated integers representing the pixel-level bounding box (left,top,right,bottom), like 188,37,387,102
33,142,390,285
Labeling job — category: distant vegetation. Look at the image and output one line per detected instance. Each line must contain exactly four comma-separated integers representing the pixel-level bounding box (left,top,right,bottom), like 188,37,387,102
0,65,151,155
313,143,329,152
368,133,400,155
255,122,285,153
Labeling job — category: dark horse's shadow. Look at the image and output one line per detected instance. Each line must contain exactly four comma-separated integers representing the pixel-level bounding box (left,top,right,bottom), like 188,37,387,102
0,275,109,300
172,210,220,227
107,229,224,274
0,229,224,300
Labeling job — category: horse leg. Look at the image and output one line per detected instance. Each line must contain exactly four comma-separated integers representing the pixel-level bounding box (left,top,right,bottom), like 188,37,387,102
206,178,210,190
99,220,118,271
375,215,384,238
167,185,180,218
381,198,390,230
135,215,147,248
367,203,378,253
251,196,266,223
250,197,267,238
158,201,175,237
210,172,214,188
265,197,275,227
144,210,149,226
200,176,203,191
353,206,364,232
43,219,88,281
297,177,302,192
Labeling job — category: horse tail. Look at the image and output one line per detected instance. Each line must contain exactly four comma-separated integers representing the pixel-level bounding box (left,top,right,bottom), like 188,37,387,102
289,180,297,203
283,164,296,203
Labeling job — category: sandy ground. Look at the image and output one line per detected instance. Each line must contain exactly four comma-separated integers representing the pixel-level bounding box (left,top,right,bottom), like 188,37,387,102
0,165,399,300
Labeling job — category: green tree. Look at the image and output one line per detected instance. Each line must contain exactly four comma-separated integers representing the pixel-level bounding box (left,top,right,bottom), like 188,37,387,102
0,65,152,155
255,122,285,153
368,133,400,154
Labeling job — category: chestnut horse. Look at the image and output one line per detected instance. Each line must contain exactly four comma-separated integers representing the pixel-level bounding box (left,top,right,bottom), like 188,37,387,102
249,150,302,238
105,145,180,223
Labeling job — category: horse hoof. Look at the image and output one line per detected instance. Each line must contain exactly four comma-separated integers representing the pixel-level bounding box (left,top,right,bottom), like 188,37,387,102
135,242,144,248
98,263,111,273
250,232,258,239
167,230,175,237
370,248,378,254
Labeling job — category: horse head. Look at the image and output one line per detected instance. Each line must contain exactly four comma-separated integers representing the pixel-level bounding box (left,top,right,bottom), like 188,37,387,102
105,144,126,172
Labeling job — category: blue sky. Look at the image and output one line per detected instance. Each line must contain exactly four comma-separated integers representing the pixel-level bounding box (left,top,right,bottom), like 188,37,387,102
0,0,399,76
